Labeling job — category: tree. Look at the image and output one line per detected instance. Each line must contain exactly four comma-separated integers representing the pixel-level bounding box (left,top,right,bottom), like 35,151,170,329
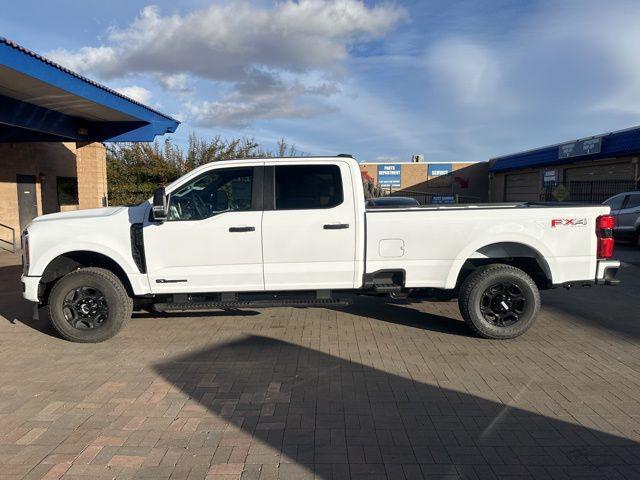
277,137,300,157
106,134,303,205
361,171,383,199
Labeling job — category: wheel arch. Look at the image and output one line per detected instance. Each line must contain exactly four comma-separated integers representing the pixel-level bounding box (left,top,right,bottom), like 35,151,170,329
448,241,554,290
40,250,134,302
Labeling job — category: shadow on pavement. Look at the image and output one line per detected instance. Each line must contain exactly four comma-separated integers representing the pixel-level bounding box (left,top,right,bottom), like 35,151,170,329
133,309,261,319
154,335,640,479
331,296,473,338
541,257,640,341
0,264,58,337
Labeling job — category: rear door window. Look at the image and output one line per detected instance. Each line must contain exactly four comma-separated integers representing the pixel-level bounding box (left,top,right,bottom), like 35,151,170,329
604,194,627,211
274,165,343,210
623,194,640,210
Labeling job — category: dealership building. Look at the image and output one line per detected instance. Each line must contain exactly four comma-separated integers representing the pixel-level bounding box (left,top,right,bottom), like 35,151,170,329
359,158,489,203
489,126,640,203
0,38,179,251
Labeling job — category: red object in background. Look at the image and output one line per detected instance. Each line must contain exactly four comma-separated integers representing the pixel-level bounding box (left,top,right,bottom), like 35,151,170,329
453,176,469,189
596,215,615,259
361,171,375,183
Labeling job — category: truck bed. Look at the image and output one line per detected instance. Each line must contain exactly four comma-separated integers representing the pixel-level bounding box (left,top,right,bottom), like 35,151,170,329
364,202,610,289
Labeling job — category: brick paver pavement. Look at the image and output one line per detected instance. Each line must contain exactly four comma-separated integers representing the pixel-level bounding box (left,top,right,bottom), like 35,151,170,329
1,247,639,479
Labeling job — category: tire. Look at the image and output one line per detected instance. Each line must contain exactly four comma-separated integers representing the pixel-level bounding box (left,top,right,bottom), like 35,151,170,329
635,229,640,249
48,267,132,342
458,264,540,339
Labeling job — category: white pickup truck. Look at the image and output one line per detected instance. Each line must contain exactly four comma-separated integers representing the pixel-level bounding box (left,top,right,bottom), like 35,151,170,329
21,156,620,342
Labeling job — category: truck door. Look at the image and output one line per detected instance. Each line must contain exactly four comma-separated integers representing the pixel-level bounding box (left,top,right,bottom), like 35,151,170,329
261,161,357,290
143,165,264,293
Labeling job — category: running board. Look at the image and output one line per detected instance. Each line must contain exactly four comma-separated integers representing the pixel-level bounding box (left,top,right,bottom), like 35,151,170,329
155,295,352,312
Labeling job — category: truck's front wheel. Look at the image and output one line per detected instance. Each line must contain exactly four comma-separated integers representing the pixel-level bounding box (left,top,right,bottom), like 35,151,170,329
48,267,132,342
458,264,540,339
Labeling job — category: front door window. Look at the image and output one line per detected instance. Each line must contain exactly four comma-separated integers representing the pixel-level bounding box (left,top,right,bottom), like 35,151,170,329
168,167,253,221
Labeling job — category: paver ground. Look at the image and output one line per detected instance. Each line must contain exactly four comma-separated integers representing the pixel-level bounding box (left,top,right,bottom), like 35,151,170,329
1,247,639,479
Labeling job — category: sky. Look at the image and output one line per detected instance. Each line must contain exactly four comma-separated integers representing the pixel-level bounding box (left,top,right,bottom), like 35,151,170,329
2,0,640,163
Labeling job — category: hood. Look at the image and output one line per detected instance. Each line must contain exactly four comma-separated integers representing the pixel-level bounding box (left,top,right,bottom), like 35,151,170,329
31,206,126,223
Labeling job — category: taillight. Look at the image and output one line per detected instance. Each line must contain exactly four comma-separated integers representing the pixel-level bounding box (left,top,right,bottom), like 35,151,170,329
596,215,615,259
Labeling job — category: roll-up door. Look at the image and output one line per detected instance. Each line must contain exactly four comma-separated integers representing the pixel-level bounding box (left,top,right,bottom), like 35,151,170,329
504,172,540,202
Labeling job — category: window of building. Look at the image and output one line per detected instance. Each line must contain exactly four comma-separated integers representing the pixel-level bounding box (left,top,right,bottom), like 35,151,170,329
274,165,343,210
168,167,253,221
56,177,79,206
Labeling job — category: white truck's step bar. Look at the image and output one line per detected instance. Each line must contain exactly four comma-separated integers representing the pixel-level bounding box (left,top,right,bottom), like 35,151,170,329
154,291,352,311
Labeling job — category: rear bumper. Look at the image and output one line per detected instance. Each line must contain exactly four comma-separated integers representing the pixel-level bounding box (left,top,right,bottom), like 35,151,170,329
21,275,41,302
595,260,620,286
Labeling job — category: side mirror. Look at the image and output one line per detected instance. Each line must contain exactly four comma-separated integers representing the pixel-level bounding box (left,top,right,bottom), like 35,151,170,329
152,187,168,222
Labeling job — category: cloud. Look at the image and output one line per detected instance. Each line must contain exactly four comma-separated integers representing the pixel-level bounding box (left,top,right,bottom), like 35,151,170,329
375,156,401,162
414,0,640,162
426,39,504,107
114,85,152,104
47,1,406,127
158,73,193,94
189,70,337,128
49,2,406,80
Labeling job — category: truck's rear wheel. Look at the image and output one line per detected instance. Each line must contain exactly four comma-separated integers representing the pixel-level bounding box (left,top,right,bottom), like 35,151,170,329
458,264,540,339
48,267,132,342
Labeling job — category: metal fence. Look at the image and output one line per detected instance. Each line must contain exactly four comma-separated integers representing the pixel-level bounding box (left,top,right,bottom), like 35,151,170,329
387,189,481,205
542,180,639,203
0,223,16,253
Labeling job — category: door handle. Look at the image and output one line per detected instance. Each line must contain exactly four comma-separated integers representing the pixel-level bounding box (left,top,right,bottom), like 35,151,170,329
229,226,255,232
323,223,349,230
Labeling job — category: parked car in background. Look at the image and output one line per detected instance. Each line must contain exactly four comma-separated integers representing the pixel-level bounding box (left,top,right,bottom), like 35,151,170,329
366,196,420,208
603,191,640,247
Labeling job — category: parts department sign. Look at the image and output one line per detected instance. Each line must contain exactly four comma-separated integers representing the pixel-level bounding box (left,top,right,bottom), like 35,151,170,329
378,164,402,188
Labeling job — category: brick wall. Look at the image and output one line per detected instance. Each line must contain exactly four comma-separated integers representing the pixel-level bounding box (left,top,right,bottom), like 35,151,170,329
359,162,489,201
76,142,107,209
0,142,106,249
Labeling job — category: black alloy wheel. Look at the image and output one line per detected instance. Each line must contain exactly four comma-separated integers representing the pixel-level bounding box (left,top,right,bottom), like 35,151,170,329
479,282,526,327
62,286,109,330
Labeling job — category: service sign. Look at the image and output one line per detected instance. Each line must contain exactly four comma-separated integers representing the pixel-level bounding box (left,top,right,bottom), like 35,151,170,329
377,164,402,187
428,164,452,177
558,137,602,159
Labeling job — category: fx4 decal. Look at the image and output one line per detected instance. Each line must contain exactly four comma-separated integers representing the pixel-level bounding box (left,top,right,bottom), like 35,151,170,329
551,218,587,228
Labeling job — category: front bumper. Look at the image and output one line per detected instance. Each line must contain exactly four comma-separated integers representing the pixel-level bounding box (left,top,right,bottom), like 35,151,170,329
595,260,620,286
21,275,41,303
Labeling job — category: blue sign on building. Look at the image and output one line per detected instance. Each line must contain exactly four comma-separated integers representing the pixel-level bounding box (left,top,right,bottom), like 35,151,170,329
428,163,452,176
378,164,402,187
432,195,456,204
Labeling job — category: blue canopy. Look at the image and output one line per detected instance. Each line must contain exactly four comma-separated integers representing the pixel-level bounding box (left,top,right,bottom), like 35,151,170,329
0,37,179,142
490,126,640,173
